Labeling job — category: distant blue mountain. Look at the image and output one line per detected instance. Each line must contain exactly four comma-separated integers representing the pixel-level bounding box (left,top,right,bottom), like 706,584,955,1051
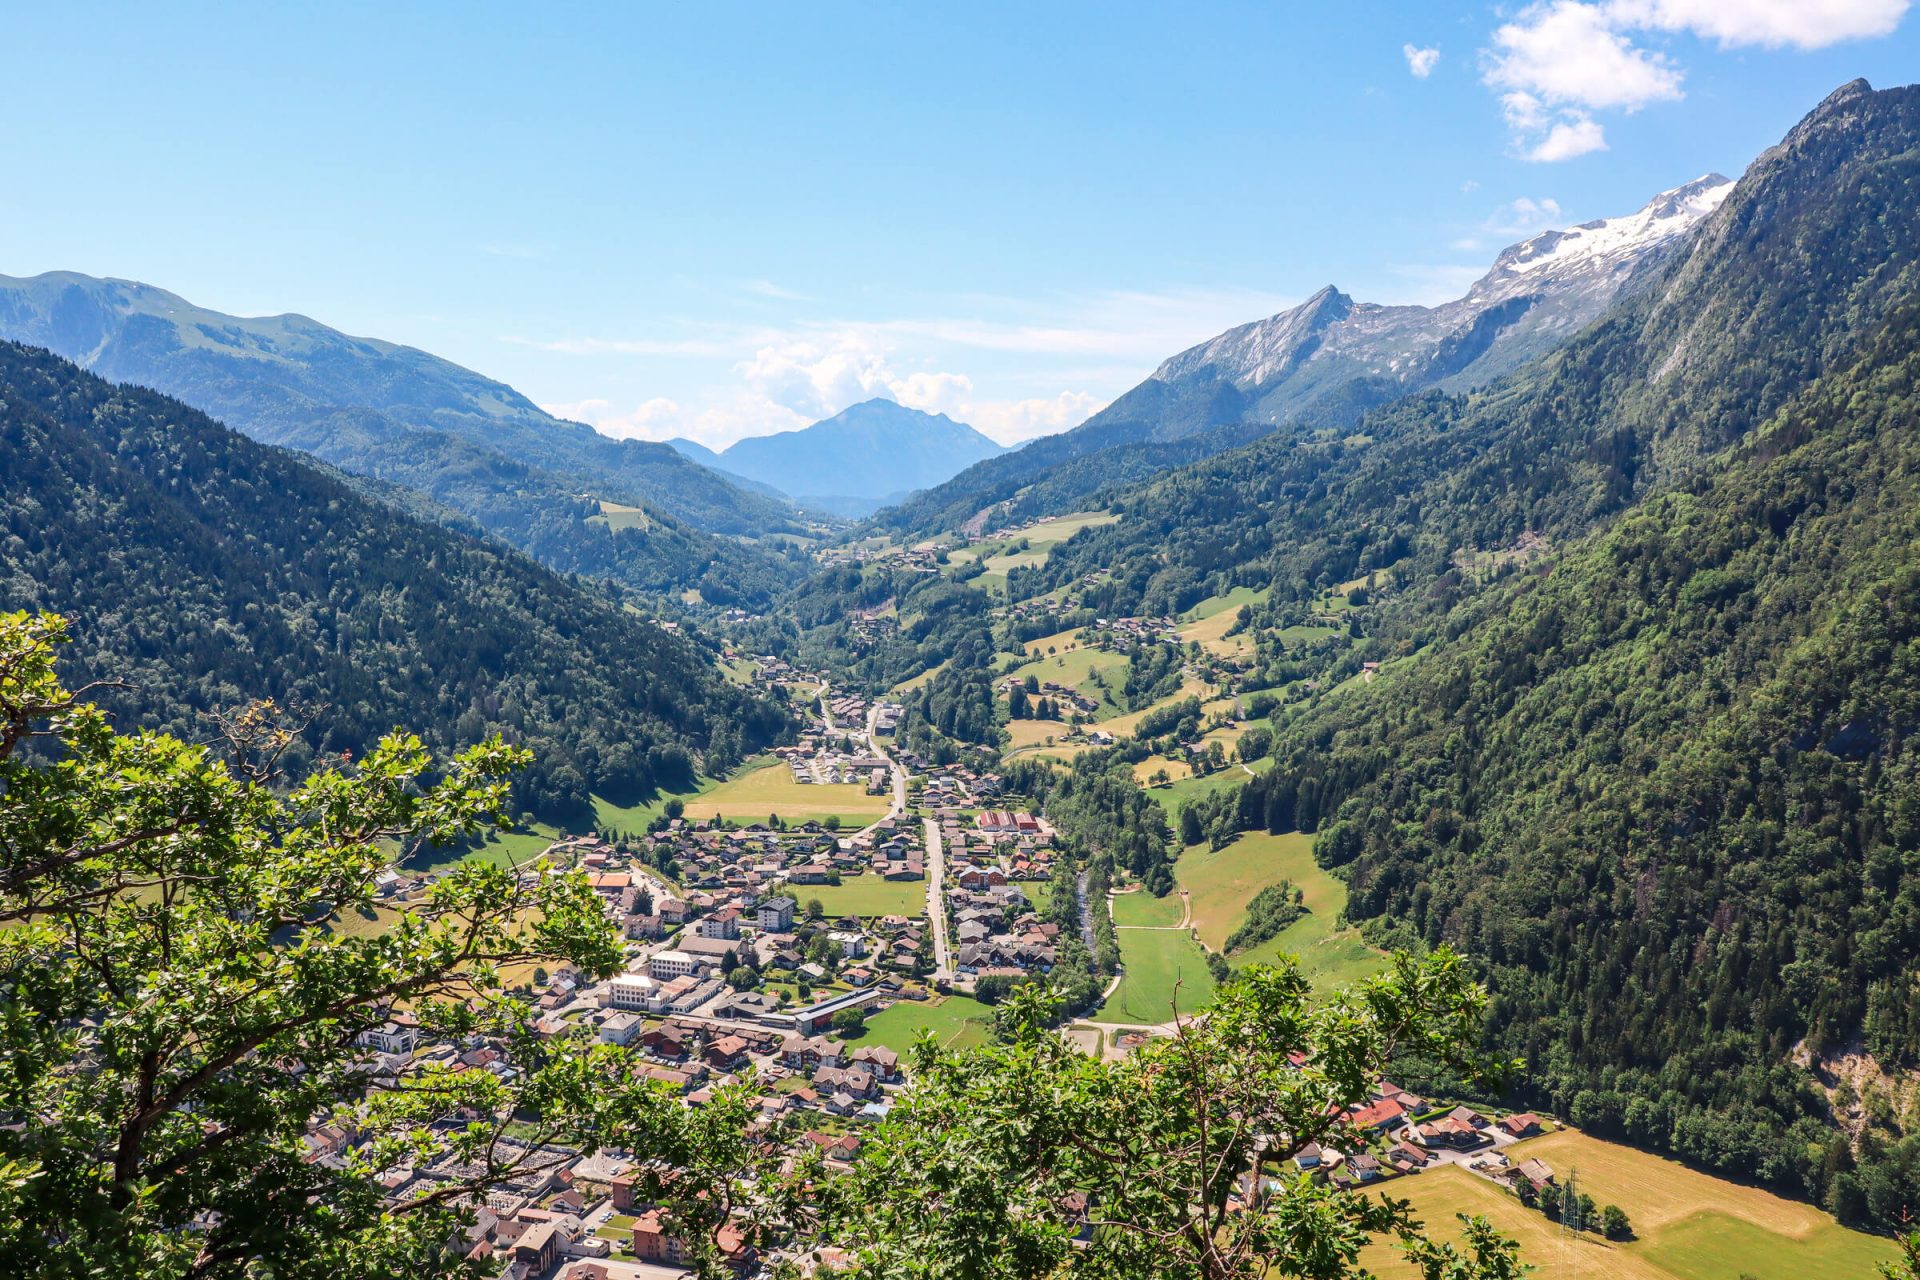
672,400,1006,514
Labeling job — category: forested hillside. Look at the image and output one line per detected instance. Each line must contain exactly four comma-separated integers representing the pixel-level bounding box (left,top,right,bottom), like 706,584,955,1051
1122,81,1920,1223
0,341,790,820
1192,301,1920,1219
765,78,1920,1226
0,272,810,606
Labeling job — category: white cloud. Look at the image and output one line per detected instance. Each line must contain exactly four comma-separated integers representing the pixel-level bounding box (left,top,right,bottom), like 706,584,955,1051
543,396,706,438
1525,114,1608,161
517,285,1300,449
737,333,899,420
1607,0,1908,49
548,392,810,448
966,391,1107,444
740,278,812,301
1404,43,1442,77
1479,0,1907,161
1486,2,1684,111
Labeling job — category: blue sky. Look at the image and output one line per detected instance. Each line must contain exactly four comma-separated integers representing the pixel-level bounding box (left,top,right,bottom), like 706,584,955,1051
3,2,1914,445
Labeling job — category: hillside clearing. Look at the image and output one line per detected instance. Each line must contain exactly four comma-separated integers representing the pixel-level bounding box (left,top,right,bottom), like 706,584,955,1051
1176,831,1383,991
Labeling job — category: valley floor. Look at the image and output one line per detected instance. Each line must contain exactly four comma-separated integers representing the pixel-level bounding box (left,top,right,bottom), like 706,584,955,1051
1358,1129,1895,1280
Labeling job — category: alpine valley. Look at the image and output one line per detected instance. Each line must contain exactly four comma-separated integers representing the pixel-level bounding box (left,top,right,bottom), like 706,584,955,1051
7,53,1920,1280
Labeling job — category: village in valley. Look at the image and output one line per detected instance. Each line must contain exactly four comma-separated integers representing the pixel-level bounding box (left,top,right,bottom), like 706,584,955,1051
337,654,1590,1280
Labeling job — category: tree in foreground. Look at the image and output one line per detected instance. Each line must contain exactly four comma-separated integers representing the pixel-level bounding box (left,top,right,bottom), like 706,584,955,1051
0,612,729,1279
804,961,1527,1280
1,609,1530,1279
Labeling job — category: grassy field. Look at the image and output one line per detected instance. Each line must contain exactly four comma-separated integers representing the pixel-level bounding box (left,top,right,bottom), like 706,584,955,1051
1110,889,1183,928
1099,925,1216,1024
589,499,652,531
797,876,928,919
861,995,994,1051
1178,587,1268,658
683,761,890,826
1182,585,1268,622
1005,718,1072,751
718,655,760,686
1003,648,1131,718
1176,831,1383,992
1023,626,1086,656
591,756,890,835
1004,741,1093,765
1149,757,1271,810
1357,1131,1896,1280
1096,678,1214,739
1274,622,1344,646
1019,509,1121,547
400,822,562,873
890,658,948,695
466,827,564,868
1133,755,1193,786
951,511,1121,594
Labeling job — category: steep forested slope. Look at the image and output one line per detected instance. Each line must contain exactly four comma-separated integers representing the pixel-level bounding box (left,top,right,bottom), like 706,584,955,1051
768,79,1920,1224
0,341,789,820
1224,301,1920,1226
1086,78,1920,1223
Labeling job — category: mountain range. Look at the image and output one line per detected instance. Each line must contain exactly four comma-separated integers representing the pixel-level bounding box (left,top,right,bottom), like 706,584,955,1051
0,272,810,607
0,339,789,820
670,399,1006,517
877,173,1735,537
781,77,1920,1226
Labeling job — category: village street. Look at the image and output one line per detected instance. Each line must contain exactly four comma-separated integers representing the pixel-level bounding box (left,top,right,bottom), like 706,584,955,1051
921,816,952,981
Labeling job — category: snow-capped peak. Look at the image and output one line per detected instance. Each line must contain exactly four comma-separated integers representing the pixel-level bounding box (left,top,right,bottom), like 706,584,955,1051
1491,174,1733,281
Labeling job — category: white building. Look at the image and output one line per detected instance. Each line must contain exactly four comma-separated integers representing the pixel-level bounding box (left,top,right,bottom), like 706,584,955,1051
355,1020,417,1055
828,930,868,959
605,973,659,1011
648,950,705,981
599,1011,645,1046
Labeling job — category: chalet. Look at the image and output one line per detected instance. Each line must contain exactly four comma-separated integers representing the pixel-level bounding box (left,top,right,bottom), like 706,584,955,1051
640,1026,694,1061
780,1036,844,1070
1513,1158,1556,1194
1349,1097,1408,1133
813,1065,878,1099
705,1034,751,1072
1389,1141,1432,1172
805,1131,863,1164
1498,1112,1543,1139
851,1045,901,1081
1413,1115,1488,1150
